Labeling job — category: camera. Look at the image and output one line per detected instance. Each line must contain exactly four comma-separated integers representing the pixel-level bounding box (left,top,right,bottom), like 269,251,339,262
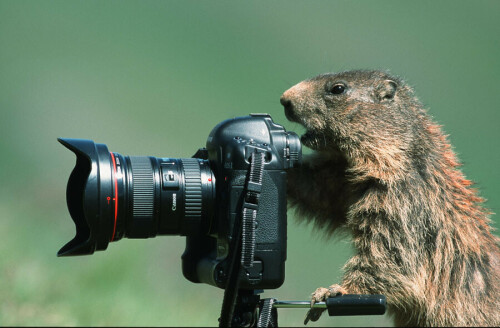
58,114,301,290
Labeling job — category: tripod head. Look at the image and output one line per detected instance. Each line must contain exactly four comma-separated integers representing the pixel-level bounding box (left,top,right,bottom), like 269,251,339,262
227,289,387,327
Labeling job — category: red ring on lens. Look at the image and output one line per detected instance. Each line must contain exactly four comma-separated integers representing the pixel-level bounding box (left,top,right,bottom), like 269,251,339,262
110,152,118,241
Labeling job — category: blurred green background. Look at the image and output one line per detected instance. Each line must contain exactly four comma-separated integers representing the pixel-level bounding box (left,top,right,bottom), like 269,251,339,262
1,0,499,326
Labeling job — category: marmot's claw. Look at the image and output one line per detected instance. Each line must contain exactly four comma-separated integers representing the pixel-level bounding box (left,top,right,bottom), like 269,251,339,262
327,284,347,297
304,284,347,325
311,287,330,306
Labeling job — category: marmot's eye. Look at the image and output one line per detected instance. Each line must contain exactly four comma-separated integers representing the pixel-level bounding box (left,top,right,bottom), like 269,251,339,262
331,84,345,94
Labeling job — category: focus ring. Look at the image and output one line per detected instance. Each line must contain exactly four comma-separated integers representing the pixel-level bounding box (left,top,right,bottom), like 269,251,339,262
129,156,154,218
181,159,202,218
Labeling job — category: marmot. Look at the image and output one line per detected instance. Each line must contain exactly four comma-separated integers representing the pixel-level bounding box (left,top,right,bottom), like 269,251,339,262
281,70,500,327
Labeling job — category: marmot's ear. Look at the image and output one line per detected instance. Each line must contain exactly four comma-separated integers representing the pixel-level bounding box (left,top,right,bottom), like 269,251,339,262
375,80,397,102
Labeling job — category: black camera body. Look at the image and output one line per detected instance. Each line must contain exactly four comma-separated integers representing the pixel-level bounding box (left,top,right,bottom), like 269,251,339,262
184,114,301,289
58,114,301,291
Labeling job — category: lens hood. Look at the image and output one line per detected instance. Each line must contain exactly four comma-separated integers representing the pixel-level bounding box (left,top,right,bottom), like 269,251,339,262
57,138,115,256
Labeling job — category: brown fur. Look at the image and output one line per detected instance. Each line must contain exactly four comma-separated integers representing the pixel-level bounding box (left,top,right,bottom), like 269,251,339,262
281,70,500,326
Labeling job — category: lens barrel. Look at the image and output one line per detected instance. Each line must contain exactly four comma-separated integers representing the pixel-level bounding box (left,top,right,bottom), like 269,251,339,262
57,138,215,256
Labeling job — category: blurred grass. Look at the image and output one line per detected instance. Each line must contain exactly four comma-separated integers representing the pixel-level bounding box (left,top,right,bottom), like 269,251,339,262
0,0,499,326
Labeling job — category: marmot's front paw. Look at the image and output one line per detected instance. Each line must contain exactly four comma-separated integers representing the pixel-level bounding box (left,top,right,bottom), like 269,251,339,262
304,284,347,325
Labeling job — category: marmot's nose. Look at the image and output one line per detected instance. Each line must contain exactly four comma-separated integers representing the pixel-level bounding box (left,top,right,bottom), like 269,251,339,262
280,95,293,114
281,95,297,122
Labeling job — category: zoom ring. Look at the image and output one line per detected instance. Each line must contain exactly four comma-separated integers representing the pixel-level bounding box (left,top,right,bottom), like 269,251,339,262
181,159,202,218
129,156,154,218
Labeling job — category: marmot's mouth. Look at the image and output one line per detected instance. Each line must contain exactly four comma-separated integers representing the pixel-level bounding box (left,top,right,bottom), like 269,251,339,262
301,130,324,150
285,114,326,150
300,130,314,144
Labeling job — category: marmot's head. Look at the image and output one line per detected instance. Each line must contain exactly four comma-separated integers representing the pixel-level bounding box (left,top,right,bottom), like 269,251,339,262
281,70,428,179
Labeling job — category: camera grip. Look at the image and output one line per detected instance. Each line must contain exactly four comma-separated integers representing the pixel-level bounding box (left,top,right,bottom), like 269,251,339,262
326,294,386,316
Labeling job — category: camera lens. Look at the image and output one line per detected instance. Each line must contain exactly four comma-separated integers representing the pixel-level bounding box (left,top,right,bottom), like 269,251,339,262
57,138,215,256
